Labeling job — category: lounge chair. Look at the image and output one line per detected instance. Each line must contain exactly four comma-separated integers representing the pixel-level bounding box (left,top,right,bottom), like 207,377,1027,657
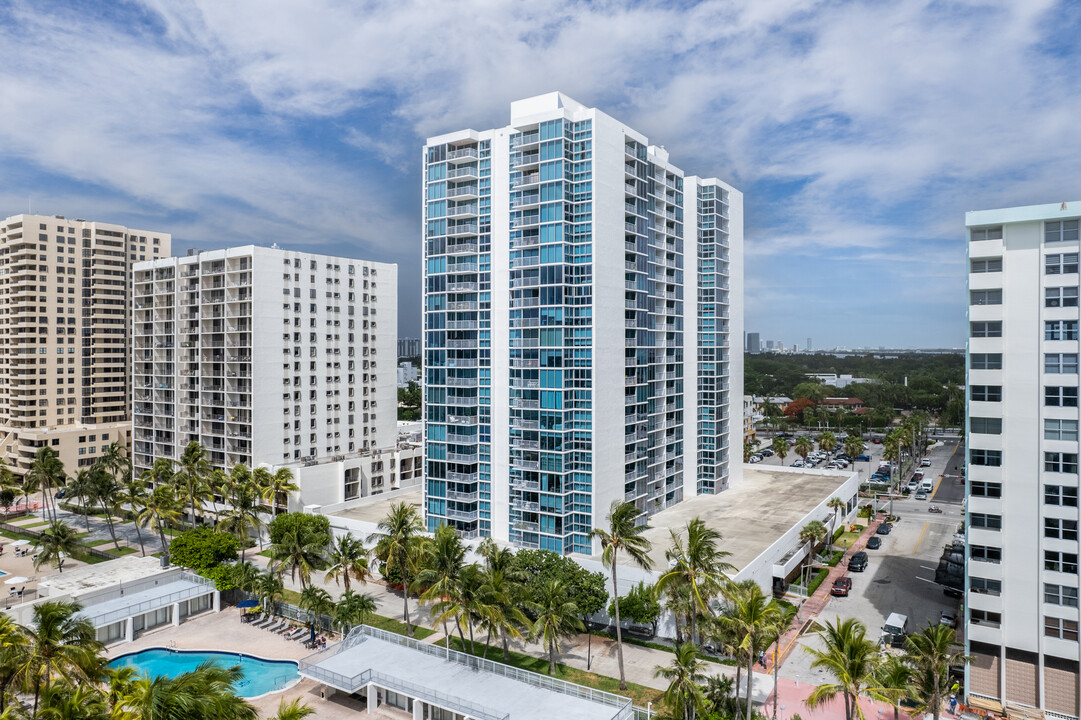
265,619,285,633
285,627,305,640
253,615,275,629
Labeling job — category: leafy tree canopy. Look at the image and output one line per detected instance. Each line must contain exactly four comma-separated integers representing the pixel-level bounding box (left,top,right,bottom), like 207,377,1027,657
169,527,239,571
268,511,331,548
509,549,609,616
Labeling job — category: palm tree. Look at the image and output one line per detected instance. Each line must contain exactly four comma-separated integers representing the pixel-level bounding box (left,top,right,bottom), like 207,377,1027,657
118,474,149,556
772,436,789,464
805,617,882,720
818,430,837,456
230,560,261,596
255,571,284,612
657,517,734,646
299,586,333,626
525,579,583,675
87,463,123,551
32,521,82,573
827,496,848,542
655,642,707,720
905,623,971,720
324,532,372,593
27,447,66,523
704,673,738,719
37,681,107,720
216,465,264,561
67,470,93,532
174,441,212,528
137,483,181,558
334,589,377,634
843,434,863,460
591,500,653,691
869,656,918,720
794,435,814,463
272,697,315,720
0,614,27,713
720,582,786,719
477,566,528,661
254,465,299,518
416,525,465,652
798,520,829,592
743,441,755,463
19,600,102,715
369,502,424,635
121,660,257,720
267,526,326,589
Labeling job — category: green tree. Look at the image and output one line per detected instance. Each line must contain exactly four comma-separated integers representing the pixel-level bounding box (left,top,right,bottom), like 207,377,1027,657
720,582,784,718
120,660,257,720
654,642,707,720
19,601,102,715
168,528,240,571
416,525,466,652
272,697,315,720
904,623,971,720
525,579,583,675
86,463,123,551
268,512,332,548
0,613,27,714
477,566,528,661
27,447,66,524
255,571,284,611
230,561,261,596
267,524,326,590
254,466,299,520
118,474,149,556
333,589,377,634
827,496,848,547
772,436,789,464
174,441,212,529
591,500,653,691
368,502,424,635
798,520,829,588
793,382,828,404
609,581,661,637
216,466,264,562
743,441,755,463
324,532,372,593
299,586,333,624
818,430,837,455
32,521,82,574
137,482,181,558
804,617,881,720
869,656,918,720
844,434,864,459
657,518,733,646
794,435,814,462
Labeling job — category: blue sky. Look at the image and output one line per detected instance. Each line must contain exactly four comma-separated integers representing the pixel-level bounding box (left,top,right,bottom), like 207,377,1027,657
2,0,1080,348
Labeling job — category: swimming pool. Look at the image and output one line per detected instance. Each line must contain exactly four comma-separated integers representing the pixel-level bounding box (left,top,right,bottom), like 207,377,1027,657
108,648,299,697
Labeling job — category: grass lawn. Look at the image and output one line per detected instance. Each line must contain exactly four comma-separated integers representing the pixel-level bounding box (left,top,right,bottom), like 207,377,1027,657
365,613,436,640
835,531,862,549
19,520,50,529
435,635,662,708
106,546,137,557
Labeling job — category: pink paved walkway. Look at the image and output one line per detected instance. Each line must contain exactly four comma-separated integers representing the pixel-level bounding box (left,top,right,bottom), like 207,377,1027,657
765,517,883,671
766,675,917,720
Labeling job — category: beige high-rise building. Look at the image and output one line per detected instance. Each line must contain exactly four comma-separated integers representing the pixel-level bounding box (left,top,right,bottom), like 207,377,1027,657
0,214,170,478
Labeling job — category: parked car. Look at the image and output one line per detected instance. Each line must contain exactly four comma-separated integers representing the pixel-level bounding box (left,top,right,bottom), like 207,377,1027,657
877,523,893,535
792,459,804,467
749,455,762,463
915,491,928,500
849,551,868,572
831,577,853,597
943,586,964,598
855,454,871,461
761,449,774,457
907,480,920,492
921,458,932,467
866,536,882,550
939,609,957,627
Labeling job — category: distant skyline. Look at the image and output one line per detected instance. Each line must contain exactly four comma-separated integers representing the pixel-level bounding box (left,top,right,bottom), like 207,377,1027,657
2,1,1081,347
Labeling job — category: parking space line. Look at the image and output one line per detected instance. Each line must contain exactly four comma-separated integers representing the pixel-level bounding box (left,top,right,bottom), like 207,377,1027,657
912,521,929,554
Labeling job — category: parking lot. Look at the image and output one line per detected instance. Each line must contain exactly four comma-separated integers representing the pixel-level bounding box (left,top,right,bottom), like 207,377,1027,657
779,437,965,684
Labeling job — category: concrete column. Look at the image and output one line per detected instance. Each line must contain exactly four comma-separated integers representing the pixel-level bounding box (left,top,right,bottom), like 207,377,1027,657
125,616,134,643
366,683,377,714
212,591,220,613
172,602,181,627
412,699,423,720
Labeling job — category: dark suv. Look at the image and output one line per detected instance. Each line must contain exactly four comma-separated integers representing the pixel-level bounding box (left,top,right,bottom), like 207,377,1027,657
849,551,868,572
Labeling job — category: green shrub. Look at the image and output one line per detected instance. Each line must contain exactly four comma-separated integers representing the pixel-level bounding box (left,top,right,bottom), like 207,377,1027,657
806,568,830,595
199,564,237,591
168,528,239,571
380,560,403,587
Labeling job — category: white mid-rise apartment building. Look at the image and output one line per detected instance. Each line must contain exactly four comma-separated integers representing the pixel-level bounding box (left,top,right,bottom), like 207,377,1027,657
0,214,169,477
421,93,743,553
966,202,1081,718
133,246,397,511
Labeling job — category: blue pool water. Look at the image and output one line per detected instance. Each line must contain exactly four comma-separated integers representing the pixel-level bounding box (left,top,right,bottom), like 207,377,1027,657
108,648,299,697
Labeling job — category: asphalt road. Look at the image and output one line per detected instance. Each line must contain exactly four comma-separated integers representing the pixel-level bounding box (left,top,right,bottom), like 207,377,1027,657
932,438,966,505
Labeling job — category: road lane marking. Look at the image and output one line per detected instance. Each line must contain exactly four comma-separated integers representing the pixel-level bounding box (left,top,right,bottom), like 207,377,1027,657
913,521,929,554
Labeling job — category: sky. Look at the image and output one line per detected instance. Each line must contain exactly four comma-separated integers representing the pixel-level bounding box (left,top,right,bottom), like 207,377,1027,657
2,0,1080,349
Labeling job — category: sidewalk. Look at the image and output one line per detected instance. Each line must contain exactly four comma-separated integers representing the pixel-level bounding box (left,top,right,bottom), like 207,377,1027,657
765,518,883,671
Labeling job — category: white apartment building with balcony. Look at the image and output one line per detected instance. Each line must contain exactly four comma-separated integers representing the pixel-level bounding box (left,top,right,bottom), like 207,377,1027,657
0,214,169,477
132,246,397,512
421,92,743,553
965,202,1081,718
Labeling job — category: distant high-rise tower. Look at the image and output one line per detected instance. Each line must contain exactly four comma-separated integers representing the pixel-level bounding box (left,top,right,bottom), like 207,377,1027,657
747,332,761,354
421,92,744,553
806,337,812,351
0,214,170,477
963,201,1081,715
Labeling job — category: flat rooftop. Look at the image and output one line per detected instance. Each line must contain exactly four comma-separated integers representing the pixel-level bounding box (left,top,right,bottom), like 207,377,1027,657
595,466,853,573
330,489,424,526
38,555,164,597
302,628,630,720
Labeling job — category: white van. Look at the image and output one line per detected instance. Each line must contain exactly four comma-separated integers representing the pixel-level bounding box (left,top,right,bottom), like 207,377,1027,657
882,612,909,645
920,478,934,493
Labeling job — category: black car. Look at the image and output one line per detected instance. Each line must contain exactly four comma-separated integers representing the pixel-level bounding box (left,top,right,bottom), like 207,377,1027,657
849,551,868,572
866,536,882,550
876,523,893,535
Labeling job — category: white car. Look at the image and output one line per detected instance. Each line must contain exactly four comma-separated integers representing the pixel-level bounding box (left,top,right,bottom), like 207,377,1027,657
921,458,932,467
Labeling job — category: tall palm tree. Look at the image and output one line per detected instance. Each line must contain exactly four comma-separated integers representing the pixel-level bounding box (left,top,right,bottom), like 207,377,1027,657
299,586,333,625
19,600,102,715
655,642,707,720
87,463,122,551
772,436,789,465
67,469,93,532
254,466,299,518
720,582,784,719
174,441,212,529
230,560,261,596
818,430,837,456
369,502,424,635
798,519,829,589
27,447,66,523
0,614,27,713
267,526,325,589
255,571,284,612
272,697,315,720
657,517,734,645
869,656,918,720
476,536,516,575
591,500,653,691
525,579,583,675
905,623,971,720
843,434,863,460
324,532,372,593
138,483,181,558
794,435,814,463
827,496,848,543
37,681,108,720
334,589,377,634
118,475,149,556
477,567,528,661
216,465,264,561
416,525,465,652
805,617,882,720
32,521,82,573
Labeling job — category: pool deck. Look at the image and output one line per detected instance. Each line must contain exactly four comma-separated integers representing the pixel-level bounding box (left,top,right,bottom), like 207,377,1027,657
106,606,381,719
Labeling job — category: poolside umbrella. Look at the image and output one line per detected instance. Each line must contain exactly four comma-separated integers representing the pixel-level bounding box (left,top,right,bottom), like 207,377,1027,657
10,540,29,547
236,599,258,608
4,577,28,585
